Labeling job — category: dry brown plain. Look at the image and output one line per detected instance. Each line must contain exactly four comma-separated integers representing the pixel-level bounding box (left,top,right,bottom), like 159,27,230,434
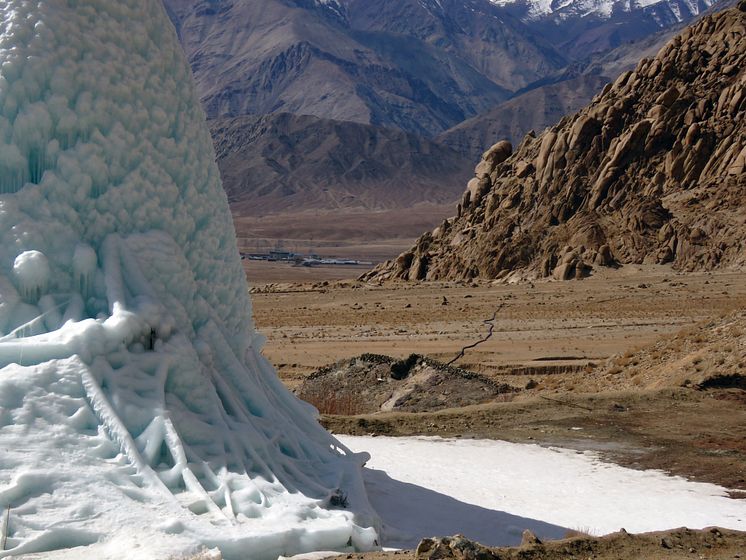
249,263,745,390
246,262,746,558
248,263,746,490
233,203,453,264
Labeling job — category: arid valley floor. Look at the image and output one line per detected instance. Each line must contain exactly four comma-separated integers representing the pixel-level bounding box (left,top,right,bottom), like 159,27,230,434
247,261,746,559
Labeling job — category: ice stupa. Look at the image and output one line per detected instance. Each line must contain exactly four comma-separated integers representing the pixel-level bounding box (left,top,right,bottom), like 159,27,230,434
0,1,378,558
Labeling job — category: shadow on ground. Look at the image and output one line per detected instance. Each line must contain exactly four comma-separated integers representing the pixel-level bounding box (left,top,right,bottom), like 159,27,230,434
362,467,568,548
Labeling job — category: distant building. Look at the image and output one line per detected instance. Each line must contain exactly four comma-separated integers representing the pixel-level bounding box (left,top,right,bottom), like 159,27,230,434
268,250,295,261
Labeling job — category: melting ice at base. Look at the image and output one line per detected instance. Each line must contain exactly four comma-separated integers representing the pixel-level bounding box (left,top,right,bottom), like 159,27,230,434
0,1,379,558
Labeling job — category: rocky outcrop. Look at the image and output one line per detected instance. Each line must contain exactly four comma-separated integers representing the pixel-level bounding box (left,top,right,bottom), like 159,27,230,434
363,1,746,282
416,535,499,560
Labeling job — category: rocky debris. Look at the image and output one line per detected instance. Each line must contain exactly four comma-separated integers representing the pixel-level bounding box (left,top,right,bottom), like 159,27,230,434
363,3,746,283
610,311,746,390
298,354,519,415
416,536,498,560
411,528,746,560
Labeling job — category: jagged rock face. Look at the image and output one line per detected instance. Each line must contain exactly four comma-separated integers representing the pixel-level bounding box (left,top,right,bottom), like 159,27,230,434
364,1,746,282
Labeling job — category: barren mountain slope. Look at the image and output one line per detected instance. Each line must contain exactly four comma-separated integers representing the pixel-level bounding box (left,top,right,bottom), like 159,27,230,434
163,0,715,137
210,113,472,215
438,74,610,156
342,0,566,100
163,0,565,136
364,2,746,282
437,22,691,158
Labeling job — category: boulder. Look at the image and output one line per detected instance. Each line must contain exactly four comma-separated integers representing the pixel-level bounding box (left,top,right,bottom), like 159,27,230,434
553,262,576,281
514,160,534,178
521,530,543,546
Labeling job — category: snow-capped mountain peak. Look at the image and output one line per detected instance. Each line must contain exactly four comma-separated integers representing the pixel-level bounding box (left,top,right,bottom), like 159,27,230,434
488,0,714,22
314,0,347,19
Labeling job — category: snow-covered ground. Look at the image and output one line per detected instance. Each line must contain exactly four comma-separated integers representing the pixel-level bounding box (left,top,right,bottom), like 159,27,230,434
338,435,746,549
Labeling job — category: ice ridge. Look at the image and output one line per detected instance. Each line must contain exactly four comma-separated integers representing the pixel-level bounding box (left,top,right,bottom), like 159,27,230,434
0,1,379,558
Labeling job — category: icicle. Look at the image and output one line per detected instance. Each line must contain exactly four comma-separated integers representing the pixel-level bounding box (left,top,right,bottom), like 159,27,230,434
44,139,59,171
27,145,46,184
0,144,28,194
73,243,97,299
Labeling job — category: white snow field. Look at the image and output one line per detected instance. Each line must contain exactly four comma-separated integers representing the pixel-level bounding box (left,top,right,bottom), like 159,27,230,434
0,1,379,559
338,435,746,549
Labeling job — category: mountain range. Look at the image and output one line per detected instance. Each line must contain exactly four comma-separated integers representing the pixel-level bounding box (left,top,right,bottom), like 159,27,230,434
164,0,723,242
491,0,714,57
166,0,714,133
164,0,567,135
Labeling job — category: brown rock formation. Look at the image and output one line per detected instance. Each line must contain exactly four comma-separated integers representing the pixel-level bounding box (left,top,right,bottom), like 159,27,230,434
363,1,746,282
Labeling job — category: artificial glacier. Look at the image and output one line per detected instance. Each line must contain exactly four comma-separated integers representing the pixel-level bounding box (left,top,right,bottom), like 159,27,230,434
0,1,378,558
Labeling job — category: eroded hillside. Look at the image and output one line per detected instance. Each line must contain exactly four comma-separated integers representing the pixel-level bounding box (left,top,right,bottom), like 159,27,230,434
364,1,746,282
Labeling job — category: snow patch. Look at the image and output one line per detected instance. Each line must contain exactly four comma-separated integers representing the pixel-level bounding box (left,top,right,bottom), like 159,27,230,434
338,435,746,548
315,0,346,19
